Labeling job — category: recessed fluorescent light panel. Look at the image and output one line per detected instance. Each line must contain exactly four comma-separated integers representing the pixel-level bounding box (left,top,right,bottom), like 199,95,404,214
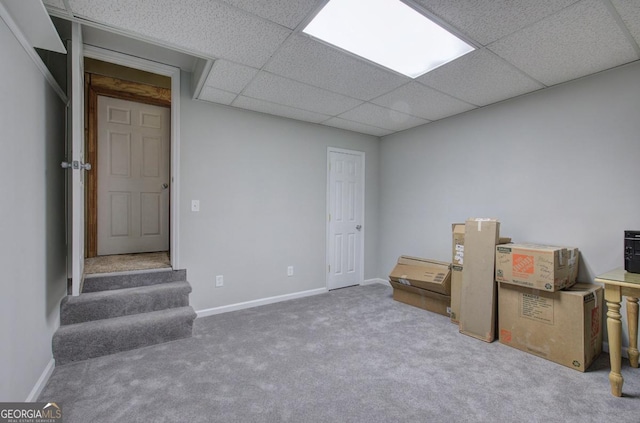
303,0,474,78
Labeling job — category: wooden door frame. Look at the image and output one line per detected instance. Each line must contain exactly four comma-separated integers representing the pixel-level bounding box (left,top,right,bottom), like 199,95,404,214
85,73,171,257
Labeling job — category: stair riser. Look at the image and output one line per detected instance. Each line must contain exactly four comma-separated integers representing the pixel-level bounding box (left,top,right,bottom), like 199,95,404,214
53,307,196,365
60,292,190,325
82,269,187,293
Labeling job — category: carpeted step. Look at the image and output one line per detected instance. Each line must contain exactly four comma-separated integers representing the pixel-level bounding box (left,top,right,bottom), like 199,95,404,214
82,269,187,293
53,306,197,365
60,281,192,325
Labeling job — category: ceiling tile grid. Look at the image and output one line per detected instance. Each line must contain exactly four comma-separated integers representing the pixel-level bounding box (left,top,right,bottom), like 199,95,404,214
217,0,320,30
417,48,544,106
611,0,640,47
233,96,331,124
203,60,259,94
264,34,410,101
412,0,580,46
488,0,639,86
67,0,291,68
322,117,394,137
241,72,362,116
198,87,238,105
337,103,430,132
371,82,477,121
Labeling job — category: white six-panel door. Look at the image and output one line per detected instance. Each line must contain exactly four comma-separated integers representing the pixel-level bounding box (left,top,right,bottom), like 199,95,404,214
97,96,170,255
327,149,364,290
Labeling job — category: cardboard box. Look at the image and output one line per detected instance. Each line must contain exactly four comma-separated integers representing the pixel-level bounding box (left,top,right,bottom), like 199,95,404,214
389,280,451,317
389,256,451,295
450,265,463,324
498,282,603,372
450,223,465,324
495,244,580,292
459,218,500,342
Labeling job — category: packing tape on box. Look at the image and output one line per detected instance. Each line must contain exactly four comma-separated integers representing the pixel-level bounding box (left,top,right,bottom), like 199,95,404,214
399,277,410,286
474,218,491,231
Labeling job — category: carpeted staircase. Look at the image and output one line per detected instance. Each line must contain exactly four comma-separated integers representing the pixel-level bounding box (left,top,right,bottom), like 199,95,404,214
53,269,196,365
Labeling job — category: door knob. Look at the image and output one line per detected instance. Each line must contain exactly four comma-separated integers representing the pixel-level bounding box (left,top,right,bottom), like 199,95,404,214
162,183,169,190
356,225,362,231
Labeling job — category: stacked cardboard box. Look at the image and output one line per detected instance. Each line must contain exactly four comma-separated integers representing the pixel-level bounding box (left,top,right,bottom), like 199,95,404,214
495,243,580,291
498,282,602,372
450,224,465,324
389,256,451,316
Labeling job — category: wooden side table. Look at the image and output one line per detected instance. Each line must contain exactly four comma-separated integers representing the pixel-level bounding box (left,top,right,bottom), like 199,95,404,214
595,268,639,397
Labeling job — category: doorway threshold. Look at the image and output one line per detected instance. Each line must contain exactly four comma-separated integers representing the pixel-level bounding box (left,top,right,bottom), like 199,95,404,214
84,251,170,275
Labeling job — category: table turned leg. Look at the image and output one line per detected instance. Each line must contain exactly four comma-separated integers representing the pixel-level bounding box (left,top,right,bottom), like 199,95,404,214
606,285,623,397
628,297,639,368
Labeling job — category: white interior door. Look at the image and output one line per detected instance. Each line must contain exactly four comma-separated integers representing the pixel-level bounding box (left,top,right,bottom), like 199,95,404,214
70,22,85,296
327,149,364,290
97,96,170,255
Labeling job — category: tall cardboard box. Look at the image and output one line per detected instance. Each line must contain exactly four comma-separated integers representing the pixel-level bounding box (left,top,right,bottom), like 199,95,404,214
495,243,580,291
450,224,465,324
459,218,500,342
498,282,603,372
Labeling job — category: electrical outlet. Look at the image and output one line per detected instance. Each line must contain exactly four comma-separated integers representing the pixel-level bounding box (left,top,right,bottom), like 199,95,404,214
287,266,294,277
215,275,224,287
191,200,200,212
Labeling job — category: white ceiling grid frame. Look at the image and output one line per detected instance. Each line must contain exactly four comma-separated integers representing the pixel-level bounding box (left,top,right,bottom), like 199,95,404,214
233,96,332,124
66,0,291,68
337,103,430,132
203,60,260,94
411,0,581,46
264,34,410,101
241,71,362,116
198,87,238,105
610,0,640,47
217,0,320,29
322,117,394,137
371,81,477,121
417,48,544,106
488,0,639,87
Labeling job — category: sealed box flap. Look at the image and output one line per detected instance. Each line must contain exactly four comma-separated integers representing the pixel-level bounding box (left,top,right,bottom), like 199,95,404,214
397,255,451,268
389,280,451,301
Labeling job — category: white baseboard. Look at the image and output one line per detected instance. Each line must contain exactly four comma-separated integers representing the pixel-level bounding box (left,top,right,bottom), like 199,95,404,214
602,342,629,359
362,278,390,287
26,358,55,402
196,287,328,318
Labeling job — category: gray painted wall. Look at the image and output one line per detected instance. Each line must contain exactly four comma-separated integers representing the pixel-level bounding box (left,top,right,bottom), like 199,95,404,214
0,21,67,400
379,61,640,345
179,75,380,312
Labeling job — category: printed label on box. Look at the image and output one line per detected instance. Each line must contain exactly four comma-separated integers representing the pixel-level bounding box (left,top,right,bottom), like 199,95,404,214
519,292,554,325
513,253,535,276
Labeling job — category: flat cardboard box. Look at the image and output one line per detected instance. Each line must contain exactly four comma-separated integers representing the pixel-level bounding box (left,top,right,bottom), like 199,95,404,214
389,256,451,295
459,218,500,342
498,282,603,372
450,223,465,324
390,280,451,317
495,243,580,292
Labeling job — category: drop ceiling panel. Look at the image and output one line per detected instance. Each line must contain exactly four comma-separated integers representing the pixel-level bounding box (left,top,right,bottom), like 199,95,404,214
218,0,319,29
372,82,476,121
338,103,429,132
204,60,259,93
489,0,639,86
43,0,67,11
412,0,579,45
322,118,394,137
198,87,237,105
242,72,362,116
611,0,640,46
417,49,543,106
233,96,331,124
265,35,409,101
66,0,291,68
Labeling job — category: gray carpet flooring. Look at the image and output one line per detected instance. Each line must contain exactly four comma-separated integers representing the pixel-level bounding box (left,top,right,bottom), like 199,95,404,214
39,284,639,423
